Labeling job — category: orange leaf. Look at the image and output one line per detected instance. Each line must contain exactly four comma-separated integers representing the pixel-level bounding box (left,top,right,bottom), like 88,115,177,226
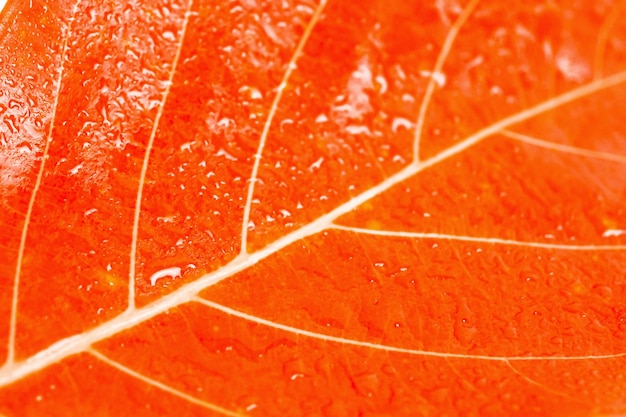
1,0,626,415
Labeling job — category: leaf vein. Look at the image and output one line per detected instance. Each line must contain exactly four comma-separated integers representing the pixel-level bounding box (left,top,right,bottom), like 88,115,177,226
89,349,244,416
128,0,194,309
240,0,328,254
330,224,626,250
501,129,626,164
2,56,626,390
194,298,626,362
412,0,479,161
6,0,82,366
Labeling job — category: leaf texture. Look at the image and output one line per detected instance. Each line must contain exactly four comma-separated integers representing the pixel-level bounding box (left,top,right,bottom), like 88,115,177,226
1,0,626,415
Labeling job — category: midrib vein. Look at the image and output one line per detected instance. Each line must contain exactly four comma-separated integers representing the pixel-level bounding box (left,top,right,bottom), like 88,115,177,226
1,69,626,388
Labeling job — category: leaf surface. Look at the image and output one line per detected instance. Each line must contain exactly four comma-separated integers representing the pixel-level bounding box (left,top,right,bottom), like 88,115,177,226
1,0,626,415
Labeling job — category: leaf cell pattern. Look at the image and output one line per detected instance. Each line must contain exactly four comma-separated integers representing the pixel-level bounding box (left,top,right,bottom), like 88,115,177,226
1,0,626,415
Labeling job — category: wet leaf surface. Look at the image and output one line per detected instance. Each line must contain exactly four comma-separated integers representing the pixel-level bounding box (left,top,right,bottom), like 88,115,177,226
1,0,626,415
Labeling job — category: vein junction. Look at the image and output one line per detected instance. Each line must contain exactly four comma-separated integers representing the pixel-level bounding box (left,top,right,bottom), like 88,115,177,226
3,0,626,399
2,70,626,387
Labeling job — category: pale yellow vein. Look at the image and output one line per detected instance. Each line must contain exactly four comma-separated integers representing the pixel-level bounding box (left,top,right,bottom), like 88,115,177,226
194,298,626,362
413,0,480,162
501,129,626,164
89,349,244,417
128,0,194,309
240,0,328,255
1,68,626,388
594,2,625,80
331,224,626,251
6,0,82,366
504,360,582,403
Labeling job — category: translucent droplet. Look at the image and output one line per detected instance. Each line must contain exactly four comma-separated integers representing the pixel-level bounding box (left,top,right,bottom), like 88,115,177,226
419,70,446,87
315,114,328,123
391,117,413,133
603,229,626,237
149,266,182,286
162,31,176,41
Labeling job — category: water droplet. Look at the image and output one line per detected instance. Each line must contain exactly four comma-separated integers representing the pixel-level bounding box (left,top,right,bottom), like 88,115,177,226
555,45,590,82
215,148,237,161
308,157,324,171
162,31,176,41
315,114,328,123
603,229,626,237
280,118,293,131
391,117,413,133
238,85,262,99
16,141,33,154
419,70,446,87
490,85,503,96
4,117,18,133
180,141,194,152
8,99,21,109
345,125,371,135
216,117,232,128
375,74,387,94
149,267,182,286
69,163,83,175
